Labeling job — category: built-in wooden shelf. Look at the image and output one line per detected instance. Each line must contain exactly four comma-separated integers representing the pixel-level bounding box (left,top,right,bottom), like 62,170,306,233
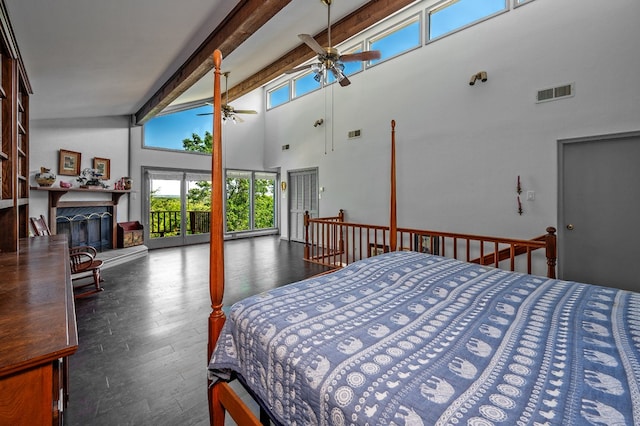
0,151,7,160
0,85,5,99
17,121,26,135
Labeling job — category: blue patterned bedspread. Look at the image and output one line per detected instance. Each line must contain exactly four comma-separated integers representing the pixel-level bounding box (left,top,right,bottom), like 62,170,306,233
208,251,640,425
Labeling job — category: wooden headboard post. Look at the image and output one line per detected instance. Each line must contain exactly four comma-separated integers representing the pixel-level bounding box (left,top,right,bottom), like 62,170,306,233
389,120,397,252
207,49,226,425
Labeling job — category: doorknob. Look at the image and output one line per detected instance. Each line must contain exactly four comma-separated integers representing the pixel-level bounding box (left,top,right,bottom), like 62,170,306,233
566,224,574,230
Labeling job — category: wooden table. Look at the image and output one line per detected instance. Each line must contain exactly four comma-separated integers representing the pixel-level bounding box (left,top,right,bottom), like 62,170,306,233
0,235,78,425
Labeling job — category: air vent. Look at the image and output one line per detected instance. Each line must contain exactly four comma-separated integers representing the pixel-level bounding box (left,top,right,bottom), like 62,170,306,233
348,129,362,139
536,83,574,103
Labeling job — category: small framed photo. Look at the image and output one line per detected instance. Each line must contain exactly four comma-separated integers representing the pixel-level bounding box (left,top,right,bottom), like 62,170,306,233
93,157,110,180
58,149,81,176
369,243,389,257
414,234,439,255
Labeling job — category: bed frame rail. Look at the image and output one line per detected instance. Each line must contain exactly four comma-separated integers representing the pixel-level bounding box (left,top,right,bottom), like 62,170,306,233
304,211,557,279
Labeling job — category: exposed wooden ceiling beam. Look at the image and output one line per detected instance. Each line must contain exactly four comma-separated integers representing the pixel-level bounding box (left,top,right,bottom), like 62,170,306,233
134,0,293,125
226,0,416,103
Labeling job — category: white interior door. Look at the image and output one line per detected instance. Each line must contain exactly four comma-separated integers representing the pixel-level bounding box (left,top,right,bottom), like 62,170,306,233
288,168,318,242
559,132,640,291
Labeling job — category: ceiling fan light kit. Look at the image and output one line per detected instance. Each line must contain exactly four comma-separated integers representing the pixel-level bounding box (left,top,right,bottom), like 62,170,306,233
197,71,258,120
286,0,381,87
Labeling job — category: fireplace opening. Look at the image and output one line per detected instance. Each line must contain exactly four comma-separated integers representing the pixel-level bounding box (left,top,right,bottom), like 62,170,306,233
56,207,113,251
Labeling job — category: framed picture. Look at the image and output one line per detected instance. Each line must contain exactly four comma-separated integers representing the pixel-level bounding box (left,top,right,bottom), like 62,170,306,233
93,157,110,180
369,243,389,257
58,149,81,176
414,234,439,255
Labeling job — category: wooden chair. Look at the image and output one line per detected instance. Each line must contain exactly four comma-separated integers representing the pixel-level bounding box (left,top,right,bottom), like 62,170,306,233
30,214,52,236
30,215,104,298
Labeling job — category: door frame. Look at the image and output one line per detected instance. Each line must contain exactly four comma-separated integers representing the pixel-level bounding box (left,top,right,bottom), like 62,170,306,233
557,130,640,279
143,166,212,249
287,167,319,242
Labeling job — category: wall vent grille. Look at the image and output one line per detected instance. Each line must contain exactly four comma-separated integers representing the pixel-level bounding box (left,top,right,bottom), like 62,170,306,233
537,83,574,103
348,129,362,139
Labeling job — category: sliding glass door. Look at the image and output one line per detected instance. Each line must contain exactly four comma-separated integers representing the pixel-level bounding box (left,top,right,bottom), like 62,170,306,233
145,168,211,249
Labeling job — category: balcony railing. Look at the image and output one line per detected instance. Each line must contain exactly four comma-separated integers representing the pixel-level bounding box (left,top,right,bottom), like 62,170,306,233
149,210,210,237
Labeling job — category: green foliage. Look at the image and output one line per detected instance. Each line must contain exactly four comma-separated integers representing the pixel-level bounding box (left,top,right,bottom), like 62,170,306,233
226,177,250,231
182,131,212,153
149,132,276,236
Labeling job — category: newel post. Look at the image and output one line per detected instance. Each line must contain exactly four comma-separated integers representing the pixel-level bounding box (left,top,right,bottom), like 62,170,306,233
338,209,345,253
545,227,557,279
304,210,310,260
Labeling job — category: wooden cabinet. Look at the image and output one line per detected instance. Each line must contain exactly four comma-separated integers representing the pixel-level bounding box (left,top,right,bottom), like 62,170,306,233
0,236,78,425
0,2,32,252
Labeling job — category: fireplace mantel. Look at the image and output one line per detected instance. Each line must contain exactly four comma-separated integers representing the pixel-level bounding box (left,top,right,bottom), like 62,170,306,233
31,186,131,248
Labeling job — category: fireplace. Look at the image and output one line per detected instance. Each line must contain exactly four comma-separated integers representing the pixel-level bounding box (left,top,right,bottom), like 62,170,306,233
56,207,113,251
32,186,130,250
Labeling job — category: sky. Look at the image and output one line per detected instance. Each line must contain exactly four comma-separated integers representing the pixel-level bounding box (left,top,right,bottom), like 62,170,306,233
145,105,213,150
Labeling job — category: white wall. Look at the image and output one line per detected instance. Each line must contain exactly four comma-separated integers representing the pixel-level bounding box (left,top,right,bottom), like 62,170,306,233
262,0,640,240
29,116,131,222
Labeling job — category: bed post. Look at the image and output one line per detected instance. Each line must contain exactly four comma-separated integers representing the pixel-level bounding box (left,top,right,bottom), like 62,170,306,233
208,49,225,426
390,120,397,252
545,226,557,279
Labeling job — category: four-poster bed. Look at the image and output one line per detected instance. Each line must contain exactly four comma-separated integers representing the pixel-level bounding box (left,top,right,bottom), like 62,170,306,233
206,50,640,425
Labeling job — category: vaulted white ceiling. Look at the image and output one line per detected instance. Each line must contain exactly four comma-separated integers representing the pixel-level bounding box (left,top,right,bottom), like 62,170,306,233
5,0,370,120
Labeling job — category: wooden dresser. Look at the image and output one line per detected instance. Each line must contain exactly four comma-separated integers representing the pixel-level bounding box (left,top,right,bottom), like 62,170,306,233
0,235,78,425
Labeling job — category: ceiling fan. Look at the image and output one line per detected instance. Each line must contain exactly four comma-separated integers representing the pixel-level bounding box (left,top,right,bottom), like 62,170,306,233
198,72,257,122
286,0,381,87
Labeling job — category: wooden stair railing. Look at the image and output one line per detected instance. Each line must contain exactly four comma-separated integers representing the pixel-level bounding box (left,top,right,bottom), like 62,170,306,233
303,211,557,279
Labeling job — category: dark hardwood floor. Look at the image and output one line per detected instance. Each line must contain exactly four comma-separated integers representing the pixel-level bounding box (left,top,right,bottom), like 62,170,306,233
66,236,329,425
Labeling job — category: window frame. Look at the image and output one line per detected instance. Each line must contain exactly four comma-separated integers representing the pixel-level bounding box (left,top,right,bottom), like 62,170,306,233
292,69,323,99
224,169,279,235
366,13,423,69
426,0,508,43
267,81,291,110
142,103,214,153
513,0,536,8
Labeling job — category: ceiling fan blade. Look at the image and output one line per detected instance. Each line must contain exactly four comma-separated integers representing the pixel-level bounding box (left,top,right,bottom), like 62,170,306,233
233,109,257,115
340,50,381,62
197,112,213,116
285,63,314,74
298,34,326,56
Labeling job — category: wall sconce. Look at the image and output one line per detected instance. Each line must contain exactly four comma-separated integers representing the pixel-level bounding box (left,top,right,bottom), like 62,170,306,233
313,118,324,127
469,71,488,86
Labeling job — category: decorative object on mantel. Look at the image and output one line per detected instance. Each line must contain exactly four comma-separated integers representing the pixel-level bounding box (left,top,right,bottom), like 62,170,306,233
58,149,82,176
77,168,108,189
115,177,132,190
59,181,73,188
93,157,110,180
35,167,56,187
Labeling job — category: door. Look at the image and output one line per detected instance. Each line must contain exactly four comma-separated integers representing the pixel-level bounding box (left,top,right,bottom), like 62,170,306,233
559,132,640,291
289,168,319,242
144,169,211,249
